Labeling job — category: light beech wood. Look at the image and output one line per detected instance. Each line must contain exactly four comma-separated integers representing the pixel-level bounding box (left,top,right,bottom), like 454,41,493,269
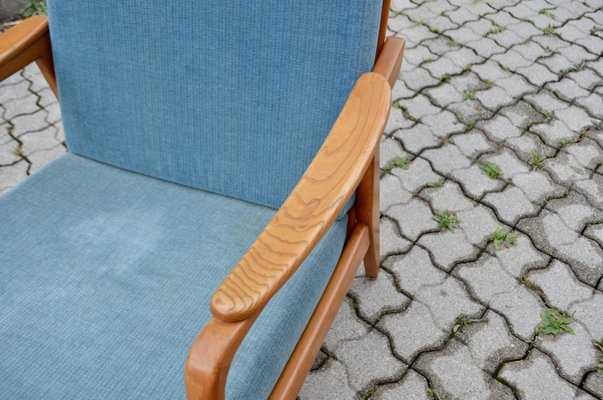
0,16,57,96
185,317,257,399
355,152,381,278
269,224,370,399
373,36,406,88
210,72,391,323
377,0,392,55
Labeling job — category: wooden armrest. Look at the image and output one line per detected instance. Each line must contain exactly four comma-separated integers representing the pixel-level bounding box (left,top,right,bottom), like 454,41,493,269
0,15,57,95
210,72,391,323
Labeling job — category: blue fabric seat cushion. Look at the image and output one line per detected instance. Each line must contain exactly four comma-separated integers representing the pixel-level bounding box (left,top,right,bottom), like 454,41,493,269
0,154,347,400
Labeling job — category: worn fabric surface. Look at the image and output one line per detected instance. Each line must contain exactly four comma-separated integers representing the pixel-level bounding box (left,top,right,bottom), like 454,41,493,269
0,154,347,399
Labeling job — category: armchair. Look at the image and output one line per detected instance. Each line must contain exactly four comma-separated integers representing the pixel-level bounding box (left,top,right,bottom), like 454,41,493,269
0,1,405,399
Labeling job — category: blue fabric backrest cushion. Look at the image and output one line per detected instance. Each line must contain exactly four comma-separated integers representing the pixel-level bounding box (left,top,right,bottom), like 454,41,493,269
47,0,382,209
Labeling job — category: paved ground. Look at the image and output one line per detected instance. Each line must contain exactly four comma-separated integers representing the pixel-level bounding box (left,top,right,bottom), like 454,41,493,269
1,1,603,399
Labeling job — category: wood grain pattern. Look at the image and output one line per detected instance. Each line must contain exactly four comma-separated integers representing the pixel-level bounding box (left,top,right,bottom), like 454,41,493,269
373,36,406,88
0,15,57,96
185,317,256,399
210,73,391,323
269,224,369,399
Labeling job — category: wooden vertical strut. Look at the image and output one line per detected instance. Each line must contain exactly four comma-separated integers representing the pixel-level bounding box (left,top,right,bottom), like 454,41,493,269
357,0,403,279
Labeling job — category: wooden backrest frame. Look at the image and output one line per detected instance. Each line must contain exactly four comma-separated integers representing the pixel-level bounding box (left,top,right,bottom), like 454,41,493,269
377,0,392,56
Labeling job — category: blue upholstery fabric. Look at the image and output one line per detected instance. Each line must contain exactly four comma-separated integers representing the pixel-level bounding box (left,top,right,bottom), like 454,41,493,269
47,0,381,210
0,154,347,400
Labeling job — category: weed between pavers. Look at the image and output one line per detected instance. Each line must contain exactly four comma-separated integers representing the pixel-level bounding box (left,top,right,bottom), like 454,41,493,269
542,25,556,34
427,387,440,400
450,316,486,338
537,309,574,335
539,9,556,19
382,157,412,174
433,210,461,231
481,163,502,179
22,0,47,17
490,228,517,250
485,21,505,36
463,89,476,101
529,151,545,169
394,157,411,169
427,180,445,189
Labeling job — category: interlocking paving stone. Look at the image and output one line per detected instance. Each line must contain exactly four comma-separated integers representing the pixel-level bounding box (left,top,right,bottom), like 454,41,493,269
414,339,516,400
349,272,411,323
456,310,528,373
483,186,538,224
336,329,407,392
500,350,596,400
323,298,369,352
300,359,356,400
3,4,603,399
373,369,430,400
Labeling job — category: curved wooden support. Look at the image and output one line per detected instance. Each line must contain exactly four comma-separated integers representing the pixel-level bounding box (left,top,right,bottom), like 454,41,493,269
185,317,256,399
0,15,57,96
210,72,391,323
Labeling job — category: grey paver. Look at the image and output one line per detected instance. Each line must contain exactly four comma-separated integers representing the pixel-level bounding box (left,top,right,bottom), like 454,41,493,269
300,359,356,400
323,298,369,351
374,369,430,400
386,199,439,241
499,350,595,400
414,339,515,400
349,272,410,323
483,186,537,224
336,329,407,392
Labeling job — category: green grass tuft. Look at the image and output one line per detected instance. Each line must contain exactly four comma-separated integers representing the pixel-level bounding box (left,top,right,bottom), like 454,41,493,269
490,228,517,250
21,0,47,17
427,180,445,188
485,21,505,36
539,9,556,19
463,89,477,101
434,210,461,231
481,163,502,179
542,25,556,34
537,309,574,335
427,388,441,400
440,73,451,83
394,157,412,170
529,151,546,169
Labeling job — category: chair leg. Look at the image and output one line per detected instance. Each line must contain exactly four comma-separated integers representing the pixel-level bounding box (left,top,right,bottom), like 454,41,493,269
356,151,380,279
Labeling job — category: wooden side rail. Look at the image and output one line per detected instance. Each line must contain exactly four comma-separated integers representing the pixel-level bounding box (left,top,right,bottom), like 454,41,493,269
0,15,57,96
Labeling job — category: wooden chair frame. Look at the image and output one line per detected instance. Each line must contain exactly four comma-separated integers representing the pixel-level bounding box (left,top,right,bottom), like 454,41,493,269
0,3,405,398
